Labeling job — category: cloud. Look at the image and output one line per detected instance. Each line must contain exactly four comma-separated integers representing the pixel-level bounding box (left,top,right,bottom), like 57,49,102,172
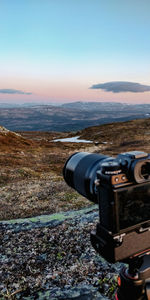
90,81,150,93
0,89,32,95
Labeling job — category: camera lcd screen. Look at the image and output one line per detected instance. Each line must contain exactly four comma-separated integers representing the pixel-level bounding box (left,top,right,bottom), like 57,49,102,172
117,183,150,231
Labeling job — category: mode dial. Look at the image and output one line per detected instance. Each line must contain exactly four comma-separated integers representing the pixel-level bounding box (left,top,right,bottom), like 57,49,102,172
101,161,121,175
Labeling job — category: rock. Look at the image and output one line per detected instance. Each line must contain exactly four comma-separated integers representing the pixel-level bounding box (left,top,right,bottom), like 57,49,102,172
0,126,10,133
0,206,119,300
22,285,109,300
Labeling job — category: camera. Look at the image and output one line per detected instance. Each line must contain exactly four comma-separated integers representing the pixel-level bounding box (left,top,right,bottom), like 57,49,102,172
63,151,150,263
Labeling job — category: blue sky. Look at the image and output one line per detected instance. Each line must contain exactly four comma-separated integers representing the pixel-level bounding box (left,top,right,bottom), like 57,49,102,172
0,0,150,103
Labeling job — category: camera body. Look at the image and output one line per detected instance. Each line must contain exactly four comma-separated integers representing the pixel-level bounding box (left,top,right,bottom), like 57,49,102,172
63,151,150,263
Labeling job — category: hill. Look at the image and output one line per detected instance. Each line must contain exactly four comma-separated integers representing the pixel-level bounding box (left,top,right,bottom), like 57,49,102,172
0,126,33,150
1,118,150,220
0,101,150,131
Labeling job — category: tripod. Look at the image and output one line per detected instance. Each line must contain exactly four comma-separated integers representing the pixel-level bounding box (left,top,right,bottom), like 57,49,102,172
115,253,150,300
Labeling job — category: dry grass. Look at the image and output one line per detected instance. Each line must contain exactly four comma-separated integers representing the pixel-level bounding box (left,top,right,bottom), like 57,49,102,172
1,118,150,220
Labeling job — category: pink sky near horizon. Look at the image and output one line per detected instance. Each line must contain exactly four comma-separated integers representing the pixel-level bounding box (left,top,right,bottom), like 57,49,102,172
1,55,150,104
0,83,150,104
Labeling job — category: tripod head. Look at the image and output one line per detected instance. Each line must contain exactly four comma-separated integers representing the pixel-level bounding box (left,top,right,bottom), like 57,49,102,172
116,253,150,300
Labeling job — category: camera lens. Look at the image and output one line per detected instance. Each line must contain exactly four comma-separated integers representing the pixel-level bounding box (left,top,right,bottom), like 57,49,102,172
63,152,108,202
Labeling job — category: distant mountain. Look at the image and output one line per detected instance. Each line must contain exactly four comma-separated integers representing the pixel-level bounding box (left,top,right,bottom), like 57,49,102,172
0,102,59,108
62,101,150,112
62,101,126,110
0,101,150,132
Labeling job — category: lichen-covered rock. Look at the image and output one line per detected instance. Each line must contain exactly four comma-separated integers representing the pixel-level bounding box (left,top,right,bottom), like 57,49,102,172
0,207,120,299
21,285,108,300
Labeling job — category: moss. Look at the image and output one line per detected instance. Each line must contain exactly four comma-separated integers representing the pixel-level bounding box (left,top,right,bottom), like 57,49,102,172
1,205,97,226
98,275,118,298
57,252,63,260
63,192,78,202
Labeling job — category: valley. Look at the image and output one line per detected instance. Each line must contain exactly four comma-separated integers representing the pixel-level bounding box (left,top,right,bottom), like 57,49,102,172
0,101,150,131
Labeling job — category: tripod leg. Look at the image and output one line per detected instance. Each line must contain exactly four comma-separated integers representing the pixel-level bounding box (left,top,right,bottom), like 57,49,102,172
145,281,150,300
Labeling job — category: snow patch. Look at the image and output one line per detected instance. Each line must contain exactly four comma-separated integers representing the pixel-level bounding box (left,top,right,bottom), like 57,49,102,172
53,136,93,143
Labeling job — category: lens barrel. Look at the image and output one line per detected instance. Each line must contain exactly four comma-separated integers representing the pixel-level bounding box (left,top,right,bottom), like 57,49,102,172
63,152,108,202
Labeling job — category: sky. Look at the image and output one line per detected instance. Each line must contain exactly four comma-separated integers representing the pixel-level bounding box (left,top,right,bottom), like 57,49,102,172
0,0,150,104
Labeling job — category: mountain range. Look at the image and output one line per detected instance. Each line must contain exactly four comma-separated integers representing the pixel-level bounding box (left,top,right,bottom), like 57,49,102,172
0,101,150,131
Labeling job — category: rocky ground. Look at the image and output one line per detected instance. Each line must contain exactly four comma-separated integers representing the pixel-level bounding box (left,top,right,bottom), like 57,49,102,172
0,206,121,300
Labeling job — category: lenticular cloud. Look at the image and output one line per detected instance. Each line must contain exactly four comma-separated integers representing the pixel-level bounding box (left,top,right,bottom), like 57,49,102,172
0,89,32,95
90,81,150,93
